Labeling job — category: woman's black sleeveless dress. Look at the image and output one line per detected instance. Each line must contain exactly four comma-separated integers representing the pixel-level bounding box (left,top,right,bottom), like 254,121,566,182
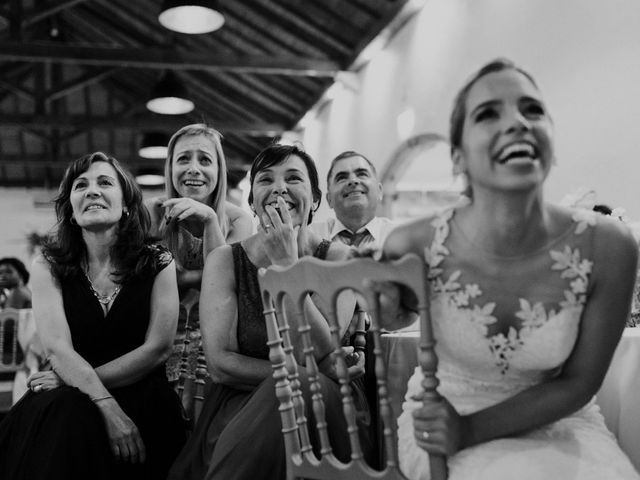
0,245,187,480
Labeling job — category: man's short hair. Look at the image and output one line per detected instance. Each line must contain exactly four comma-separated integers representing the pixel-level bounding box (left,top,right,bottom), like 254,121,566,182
326,151,377,187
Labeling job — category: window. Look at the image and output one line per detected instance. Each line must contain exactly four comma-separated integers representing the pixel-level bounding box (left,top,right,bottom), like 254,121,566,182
380,133,463,220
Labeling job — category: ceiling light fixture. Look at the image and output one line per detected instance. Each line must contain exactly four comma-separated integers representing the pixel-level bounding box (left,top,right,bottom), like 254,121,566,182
138,132,170,159
158,0,225,34
135,168,166,188
146,71,195,115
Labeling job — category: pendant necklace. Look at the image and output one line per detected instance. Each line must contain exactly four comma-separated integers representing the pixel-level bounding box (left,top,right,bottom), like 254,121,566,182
84,271,121,305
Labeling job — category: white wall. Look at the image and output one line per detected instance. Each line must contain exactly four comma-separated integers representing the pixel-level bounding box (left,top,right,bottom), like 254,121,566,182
0,188,57,267
303,0,640,222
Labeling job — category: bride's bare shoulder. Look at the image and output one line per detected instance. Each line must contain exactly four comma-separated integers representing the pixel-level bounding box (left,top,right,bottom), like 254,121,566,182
383,212,443,260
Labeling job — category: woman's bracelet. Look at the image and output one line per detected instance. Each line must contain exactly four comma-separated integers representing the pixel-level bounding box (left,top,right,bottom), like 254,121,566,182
91,395,114,403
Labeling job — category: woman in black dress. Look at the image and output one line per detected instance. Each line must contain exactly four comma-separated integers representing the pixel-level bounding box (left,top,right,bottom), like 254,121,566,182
0,152,186,480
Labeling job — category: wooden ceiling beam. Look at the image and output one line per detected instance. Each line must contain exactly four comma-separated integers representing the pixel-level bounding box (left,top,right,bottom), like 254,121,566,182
0,42,340,77
22,0,93,28
0,155,249,171
44,67,121,101
0,113,283,135
0,77,34,101
0,0,92,39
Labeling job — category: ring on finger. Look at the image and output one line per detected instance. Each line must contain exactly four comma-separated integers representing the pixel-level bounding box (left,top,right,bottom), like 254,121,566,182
33,384,43,393
422,430,430,440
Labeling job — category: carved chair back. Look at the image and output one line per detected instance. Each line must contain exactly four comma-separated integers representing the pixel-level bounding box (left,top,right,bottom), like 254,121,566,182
258,254,447,480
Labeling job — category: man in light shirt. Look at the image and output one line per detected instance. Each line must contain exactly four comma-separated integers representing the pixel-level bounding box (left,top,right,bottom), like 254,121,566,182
311,151,395,249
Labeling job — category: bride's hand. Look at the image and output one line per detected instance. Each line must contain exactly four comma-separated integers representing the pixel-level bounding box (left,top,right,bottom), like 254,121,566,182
412,396,468,456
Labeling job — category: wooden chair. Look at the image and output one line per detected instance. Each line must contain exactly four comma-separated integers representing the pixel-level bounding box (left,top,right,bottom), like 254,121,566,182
174,288,208,428
0,308,25,412
258,253,447,480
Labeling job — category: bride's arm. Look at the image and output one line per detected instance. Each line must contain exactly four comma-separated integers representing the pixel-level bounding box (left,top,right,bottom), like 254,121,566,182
413,219,639,456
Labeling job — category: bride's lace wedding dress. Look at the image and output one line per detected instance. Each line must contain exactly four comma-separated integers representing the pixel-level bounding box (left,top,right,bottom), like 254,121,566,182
397,208,639,480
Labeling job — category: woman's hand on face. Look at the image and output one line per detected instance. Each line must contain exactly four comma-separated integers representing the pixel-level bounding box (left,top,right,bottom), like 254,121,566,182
96,399,146,464
27,370,64,393
412,396,468,456
260,196,298,266
162,197,218,226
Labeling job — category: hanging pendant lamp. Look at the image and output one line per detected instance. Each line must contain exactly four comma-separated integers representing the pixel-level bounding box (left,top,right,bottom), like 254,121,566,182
138,132,170,159
146,71,195,115
135,167,165,188
158,0,225,34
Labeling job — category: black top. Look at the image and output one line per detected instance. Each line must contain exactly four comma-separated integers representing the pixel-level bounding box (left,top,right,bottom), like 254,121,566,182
232,240,332,360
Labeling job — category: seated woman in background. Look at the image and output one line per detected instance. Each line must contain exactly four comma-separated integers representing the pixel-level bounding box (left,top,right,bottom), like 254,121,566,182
0,257,32,309
168,144,371,480
145,124,253,425
380,59,639,479
0,257,41,403
0,152,186,480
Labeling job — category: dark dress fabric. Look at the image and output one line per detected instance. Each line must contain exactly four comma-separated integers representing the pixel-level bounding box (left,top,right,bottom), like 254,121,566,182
168,241,371,480
0,245,187,480
165,226,210,427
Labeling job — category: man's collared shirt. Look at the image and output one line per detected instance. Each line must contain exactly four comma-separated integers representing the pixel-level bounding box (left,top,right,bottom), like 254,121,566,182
310,216,396,249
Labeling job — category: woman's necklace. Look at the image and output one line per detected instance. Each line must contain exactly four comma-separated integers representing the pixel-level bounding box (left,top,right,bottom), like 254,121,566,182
84,271,121,305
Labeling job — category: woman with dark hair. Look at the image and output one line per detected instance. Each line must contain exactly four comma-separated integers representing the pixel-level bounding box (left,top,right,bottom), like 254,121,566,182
0,257,32,309
145,124,253,424
380,59,639,479
0,152,186,480
168,144,370,480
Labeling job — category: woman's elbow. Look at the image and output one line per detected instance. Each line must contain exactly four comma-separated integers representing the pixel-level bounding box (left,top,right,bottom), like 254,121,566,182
206,354,233,385
148,340,173,366
208,365,234,385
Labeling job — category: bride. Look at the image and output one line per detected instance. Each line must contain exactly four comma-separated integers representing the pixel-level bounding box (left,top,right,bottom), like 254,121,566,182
380,59,639,479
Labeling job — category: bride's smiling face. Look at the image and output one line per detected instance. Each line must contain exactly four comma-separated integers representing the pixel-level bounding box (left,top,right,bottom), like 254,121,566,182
454,68,554,193
251,155,318,228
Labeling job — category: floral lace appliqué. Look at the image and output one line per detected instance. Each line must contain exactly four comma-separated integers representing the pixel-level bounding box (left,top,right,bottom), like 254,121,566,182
572,209,597,235
426,209,592,374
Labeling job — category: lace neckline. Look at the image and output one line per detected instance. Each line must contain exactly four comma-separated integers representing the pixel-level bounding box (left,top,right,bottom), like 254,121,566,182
427,207,594,374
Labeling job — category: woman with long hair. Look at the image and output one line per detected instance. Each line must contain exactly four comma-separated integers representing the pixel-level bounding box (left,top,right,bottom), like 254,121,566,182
0,152,186,480
145,124,253,424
